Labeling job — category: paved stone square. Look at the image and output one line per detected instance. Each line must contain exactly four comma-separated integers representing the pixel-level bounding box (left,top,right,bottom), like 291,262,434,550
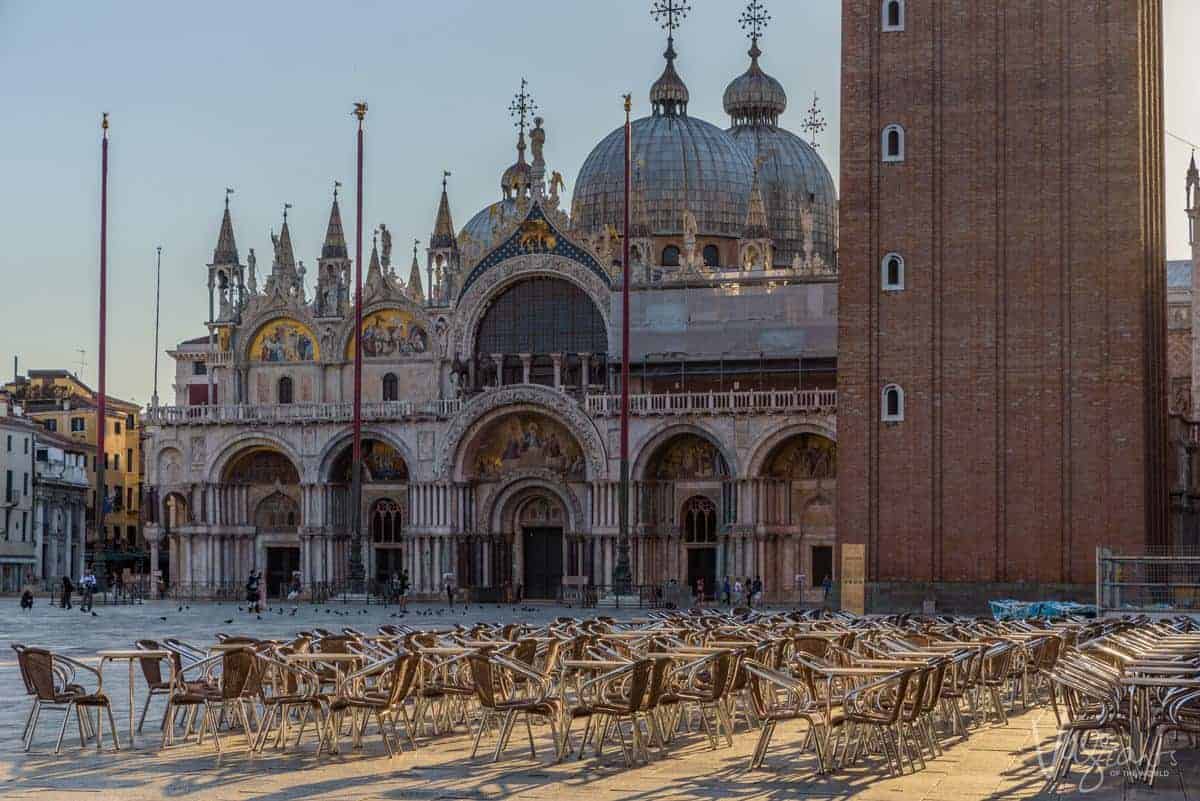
1,599,1196,801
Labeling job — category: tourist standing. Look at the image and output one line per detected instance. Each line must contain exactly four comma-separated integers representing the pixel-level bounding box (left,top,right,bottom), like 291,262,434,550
444,575,454,608
752,576,763,607
399,569,410,611
245,570,261,613
695,576,705,606
821,574,832,604
733,577,743,606
60,574,74,609
722,575,731,606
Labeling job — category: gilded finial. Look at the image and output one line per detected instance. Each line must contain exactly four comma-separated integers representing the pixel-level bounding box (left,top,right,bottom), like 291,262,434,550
508,78,537,138
225,187,234,209
282,202,292,223
651,0,691,36
442,170,451,191
352,101,368,124
739,0,770,42
801,92,827,148
623,93,632,115
101,112,109,138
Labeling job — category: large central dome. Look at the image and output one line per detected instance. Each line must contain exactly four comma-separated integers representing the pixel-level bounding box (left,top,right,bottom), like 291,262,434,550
572,115,754,239
571,36,754,239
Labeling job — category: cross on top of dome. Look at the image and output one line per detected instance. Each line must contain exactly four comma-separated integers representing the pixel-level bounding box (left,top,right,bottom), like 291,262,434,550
651,0,690,36
738,0,770,42
508,78,537,140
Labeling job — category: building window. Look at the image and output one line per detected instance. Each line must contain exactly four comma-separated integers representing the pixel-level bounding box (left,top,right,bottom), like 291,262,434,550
811,545,833,586
883,124,905,162
661,245,681,267
43,419,57,433
371,498,403,543
71,417,85,433
882,0,904,31
278,376,294,405
382,373,399,402
114,421,121,435
125,414,135,429
126,448,133,471
23,437,28,454
882,384,905,422
23,473,29,496
193,361,207,376
5,435,9,452
881,253,905,290
114,453,121,471
702,244,720,268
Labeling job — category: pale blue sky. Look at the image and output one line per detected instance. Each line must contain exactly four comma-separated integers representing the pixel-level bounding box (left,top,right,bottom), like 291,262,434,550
0,1,1197,406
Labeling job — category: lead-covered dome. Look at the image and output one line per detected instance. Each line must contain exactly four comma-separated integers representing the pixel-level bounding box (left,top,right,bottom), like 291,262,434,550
723,41,786,126
460,197,521,255
571,38,754,239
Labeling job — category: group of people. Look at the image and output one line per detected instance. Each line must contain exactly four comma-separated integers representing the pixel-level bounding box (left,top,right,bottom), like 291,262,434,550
58,570,97,611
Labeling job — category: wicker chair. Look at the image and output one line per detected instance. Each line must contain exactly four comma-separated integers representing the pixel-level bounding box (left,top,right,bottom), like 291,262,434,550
162,646,261,755
468,652,561,762
327,652,420,757
253,651,330,755
20,647,119,753
133,639,176,733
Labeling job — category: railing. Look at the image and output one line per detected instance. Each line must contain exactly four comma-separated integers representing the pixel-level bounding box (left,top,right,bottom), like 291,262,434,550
585,389,837,416
1096,547,1200,614
147,399,464,426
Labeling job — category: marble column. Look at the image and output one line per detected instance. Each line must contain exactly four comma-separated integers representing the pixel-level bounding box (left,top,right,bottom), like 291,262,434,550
491,354,505,388
551,353,563,389
579,353,591,393
520,353,532,385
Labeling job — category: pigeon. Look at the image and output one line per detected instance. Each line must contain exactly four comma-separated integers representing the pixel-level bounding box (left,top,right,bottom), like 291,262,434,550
290,608,297,616
237,606,243,612
91,611,97,617
223,619,233,624
159,616,167,621
178,606,183,612
256,615,262,621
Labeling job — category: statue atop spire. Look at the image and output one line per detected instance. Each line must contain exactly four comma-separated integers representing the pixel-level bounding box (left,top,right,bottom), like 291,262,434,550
650,0,692,116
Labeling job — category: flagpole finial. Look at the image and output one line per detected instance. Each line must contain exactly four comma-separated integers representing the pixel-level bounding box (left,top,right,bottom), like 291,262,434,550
353,101,368,125
623,93,632,116
101,112,109,137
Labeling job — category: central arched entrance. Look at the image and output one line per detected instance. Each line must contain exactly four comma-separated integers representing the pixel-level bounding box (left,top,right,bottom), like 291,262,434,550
329,438,410,591
223,447,301,597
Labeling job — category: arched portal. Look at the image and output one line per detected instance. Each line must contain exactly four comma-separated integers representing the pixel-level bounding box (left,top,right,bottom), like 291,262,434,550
224,448,301,598
473,277,606,389
638,432,731,591
501,489,568,601
756,433,837,602
328,439,410,586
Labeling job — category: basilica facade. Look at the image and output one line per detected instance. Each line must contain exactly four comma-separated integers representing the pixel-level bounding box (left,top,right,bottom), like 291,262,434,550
142,12,840,603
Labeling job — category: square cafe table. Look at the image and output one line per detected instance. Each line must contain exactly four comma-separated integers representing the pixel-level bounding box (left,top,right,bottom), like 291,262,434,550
96,649,172,748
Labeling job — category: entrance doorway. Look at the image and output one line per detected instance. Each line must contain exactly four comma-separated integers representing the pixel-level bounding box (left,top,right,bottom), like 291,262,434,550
522,527,563,600
687,547,717,600
375,547,404,586
266,546,300,598
682,496,718,599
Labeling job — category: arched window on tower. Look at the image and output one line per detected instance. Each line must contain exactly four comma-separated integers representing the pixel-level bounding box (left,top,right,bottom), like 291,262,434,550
382,372,398,402
883,0,905,31
883,125,905,162
277,376,293,405
702,245,720,268
661,245,681,267
882,384,905,422
881,253,905,290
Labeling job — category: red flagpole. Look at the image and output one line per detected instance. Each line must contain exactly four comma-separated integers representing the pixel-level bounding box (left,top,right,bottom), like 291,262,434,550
614,94,633,594
349,101,367,590
96,113,109,557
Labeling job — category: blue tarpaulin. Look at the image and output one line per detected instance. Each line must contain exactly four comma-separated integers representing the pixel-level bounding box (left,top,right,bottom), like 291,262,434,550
989,599,1097,620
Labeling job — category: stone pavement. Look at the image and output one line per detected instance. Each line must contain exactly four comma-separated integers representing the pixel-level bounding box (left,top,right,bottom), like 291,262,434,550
0,599,1196,801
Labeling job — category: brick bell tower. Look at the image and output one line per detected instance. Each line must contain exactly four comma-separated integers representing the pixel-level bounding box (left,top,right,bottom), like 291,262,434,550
838,0,1168,603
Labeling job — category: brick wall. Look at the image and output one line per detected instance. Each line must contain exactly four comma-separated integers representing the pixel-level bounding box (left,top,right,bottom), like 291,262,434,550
838,0,1168,586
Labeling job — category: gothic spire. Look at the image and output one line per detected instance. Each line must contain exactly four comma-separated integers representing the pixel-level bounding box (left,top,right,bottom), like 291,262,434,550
212,189,239,264
743,157,771,240
407,239,425,303
275,204,296,270
322,182,348,259
366,231,382,284
431,171,457,249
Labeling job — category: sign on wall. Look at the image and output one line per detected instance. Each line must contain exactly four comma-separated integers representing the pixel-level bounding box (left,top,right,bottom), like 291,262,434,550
841,543,866,615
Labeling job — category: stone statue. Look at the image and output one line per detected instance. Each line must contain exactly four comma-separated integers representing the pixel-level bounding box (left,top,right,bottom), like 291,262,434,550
270,230,281,263
682,208,699,270
379,223,392,270
530,116,545,166
247,248,257,292
548,170,565,198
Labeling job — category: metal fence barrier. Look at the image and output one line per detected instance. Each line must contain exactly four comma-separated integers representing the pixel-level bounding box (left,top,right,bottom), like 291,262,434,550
1096,547,1200,614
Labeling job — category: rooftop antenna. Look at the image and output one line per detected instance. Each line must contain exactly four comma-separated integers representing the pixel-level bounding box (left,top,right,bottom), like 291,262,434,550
75,348,87,380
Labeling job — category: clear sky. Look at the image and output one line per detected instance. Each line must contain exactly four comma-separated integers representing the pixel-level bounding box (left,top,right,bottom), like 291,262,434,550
0,1,1196,407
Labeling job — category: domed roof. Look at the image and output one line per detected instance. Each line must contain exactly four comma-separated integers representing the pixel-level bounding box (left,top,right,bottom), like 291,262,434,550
459,197,522,255
723,41,787,126
572,115,754,239
728,123,838,267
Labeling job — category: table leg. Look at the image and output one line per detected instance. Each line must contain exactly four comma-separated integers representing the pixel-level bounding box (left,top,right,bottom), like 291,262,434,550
128,660,136,747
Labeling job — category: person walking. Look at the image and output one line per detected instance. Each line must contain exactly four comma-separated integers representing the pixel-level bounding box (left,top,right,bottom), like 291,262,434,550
80,569,96,612
245,570,261,613
60,574,74,609
399,569,410,611
752,576,763,608
821,574,832,604
733,577,744,606
695,576,705,607
444,575,455,608
722,575,731,606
